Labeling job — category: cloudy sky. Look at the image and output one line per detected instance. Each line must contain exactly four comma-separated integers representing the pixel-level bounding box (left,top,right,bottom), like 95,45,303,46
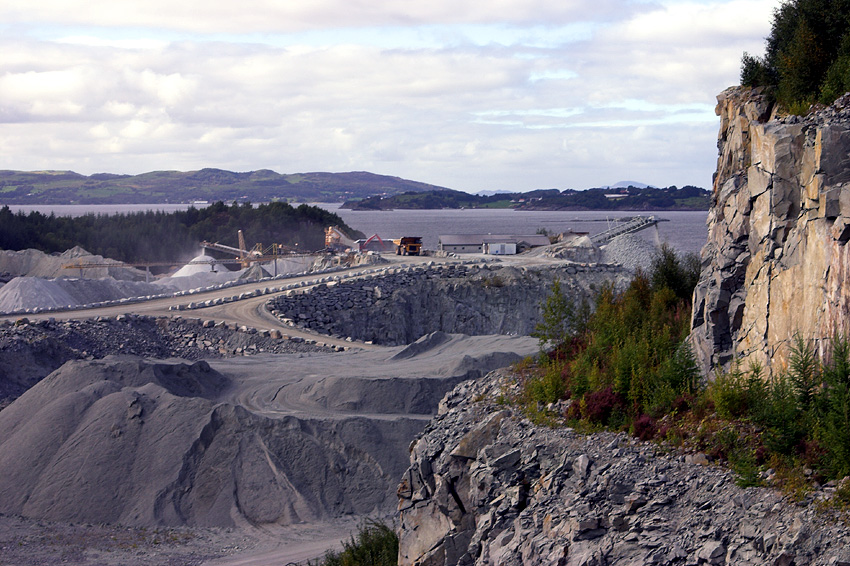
0,0,778,192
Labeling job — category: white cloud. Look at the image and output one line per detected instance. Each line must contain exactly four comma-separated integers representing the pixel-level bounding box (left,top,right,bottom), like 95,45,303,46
2,0,636,33
0,0,778,191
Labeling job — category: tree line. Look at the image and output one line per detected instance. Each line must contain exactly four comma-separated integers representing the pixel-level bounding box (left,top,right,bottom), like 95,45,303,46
0,201,361,263
741,0,850,110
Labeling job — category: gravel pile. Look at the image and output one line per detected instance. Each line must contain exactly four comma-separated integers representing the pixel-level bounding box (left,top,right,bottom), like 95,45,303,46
0,246,148,280
0,276,170,313
0,315,331,405
601,233,658,272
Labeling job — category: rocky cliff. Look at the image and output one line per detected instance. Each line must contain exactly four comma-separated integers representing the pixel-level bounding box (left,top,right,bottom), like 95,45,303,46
270,263,628,346
397,370,850,565
691,88,850,372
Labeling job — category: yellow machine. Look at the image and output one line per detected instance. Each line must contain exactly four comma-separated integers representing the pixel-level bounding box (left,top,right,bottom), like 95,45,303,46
395,236,422,256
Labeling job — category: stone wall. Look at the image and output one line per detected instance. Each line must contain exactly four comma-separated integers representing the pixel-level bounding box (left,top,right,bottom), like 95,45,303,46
691,87,850,373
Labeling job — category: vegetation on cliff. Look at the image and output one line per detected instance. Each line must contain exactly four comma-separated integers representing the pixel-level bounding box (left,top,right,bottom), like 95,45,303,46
517,245,850,493
0,201,361,263
741,0,850,110
343,185,709,211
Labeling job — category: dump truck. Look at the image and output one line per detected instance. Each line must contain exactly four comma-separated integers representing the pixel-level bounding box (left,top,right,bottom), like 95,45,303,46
396,236,423,256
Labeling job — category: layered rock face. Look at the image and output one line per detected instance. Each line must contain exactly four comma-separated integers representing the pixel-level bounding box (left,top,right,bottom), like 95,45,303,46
691,88,850,372
397,370,850,565
270,263,628,346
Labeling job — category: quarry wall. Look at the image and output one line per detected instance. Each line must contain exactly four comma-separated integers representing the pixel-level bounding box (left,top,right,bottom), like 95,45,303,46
269,262,629,346
691,87,850,372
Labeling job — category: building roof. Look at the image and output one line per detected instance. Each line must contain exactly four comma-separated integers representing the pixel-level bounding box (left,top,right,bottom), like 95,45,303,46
439,234,550,247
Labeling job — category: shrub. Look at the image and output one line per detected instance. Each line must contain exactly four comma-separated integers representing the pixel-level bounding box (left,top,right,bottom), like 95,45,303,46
582,386,627,426
632,414,657,441
313,520,398,566
523,359,567,407
819,334,850,477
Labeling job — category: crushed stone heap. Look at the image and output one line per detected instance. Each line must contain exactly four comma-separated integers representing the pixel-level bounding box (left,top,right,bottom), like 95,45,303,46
0,356,423,527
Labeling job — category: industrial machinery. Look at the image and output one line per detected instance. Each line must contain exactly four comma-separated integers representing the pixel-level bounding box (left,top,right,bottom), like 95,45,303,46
64,230,305,280
395,236,422,256
325,226,358,252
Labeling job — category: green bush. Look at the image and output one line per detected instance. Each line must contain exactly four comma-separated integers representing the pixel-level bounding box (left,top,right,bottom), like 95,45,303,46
820,335,850,477
312,520,398,566
531,278,590,348
529,246,700,430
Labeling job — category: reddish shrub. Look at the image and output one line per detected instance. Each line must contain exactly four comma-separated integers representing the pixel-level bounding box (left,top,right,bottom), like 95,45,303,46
797,438,825,469
633,414,657,441
672,394,694,414
583,386,626,425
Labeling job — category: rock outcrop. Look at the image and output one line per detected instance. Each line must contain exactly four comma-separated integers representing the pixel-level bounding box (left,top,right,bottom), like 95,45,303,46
270,263,628,345
691,88,850,372
397,370,850,565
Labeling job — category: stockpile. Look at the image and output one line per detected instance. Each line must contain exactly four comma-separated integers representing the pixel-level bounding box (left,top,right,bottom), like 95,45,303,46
0,315,330,404
0,246,148,280
601,233,658,272
0,276,168,314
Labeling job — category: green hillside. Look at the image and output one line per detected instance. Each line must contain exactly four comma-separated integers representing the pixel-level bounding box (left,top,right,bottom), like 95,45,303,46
0,169,448,204
343,185,710,211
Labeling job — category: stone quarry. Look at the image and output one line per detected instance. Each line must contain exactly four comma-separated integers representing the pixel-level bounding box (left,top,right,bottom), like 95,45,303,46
269,262,629,345
692,88,850,372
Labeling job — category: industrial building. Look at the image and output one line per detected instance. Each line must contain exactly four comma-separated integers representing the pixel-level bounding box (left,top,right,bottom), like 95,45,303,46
438,234,551,254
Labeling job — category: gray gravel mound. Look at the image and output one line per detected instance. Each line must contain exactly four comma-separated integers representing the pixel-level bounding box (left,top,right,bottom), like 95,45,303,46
0,246,148,280
0,356,423,528
0,315,330,405
0,333,536,529
0,276,168,313
601,233,658,273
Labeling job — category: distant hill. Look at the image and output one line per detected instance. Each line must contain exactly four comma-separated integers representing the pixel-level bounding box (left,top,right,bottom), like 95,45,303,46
0,169,449,204
342,185,710,211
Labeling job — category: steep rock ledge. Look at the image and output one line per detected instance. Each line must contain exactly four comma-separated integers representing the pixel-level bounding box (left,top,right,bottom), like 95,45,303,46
397,370,850,565
691,87,850,372
269,263,628,346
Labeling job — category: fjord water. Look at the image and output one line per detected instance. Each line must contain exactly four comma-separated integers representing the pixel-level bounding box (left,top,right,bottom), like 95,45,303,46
329,207,709,255
6,204,709,255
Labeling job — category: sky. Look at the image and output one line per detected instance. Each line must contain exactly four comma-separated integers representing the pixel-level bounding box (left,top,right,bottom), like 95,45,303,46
0,0,780,193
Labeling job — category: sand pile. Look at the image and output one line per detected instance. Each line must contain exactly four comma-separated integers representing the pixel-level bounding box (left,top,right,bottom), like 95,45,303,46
0,333,537,528
169,253,218,277
238,263,272,280
0,356,427,528
0,276,167,313
537,235,601,263
0,247,148,280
